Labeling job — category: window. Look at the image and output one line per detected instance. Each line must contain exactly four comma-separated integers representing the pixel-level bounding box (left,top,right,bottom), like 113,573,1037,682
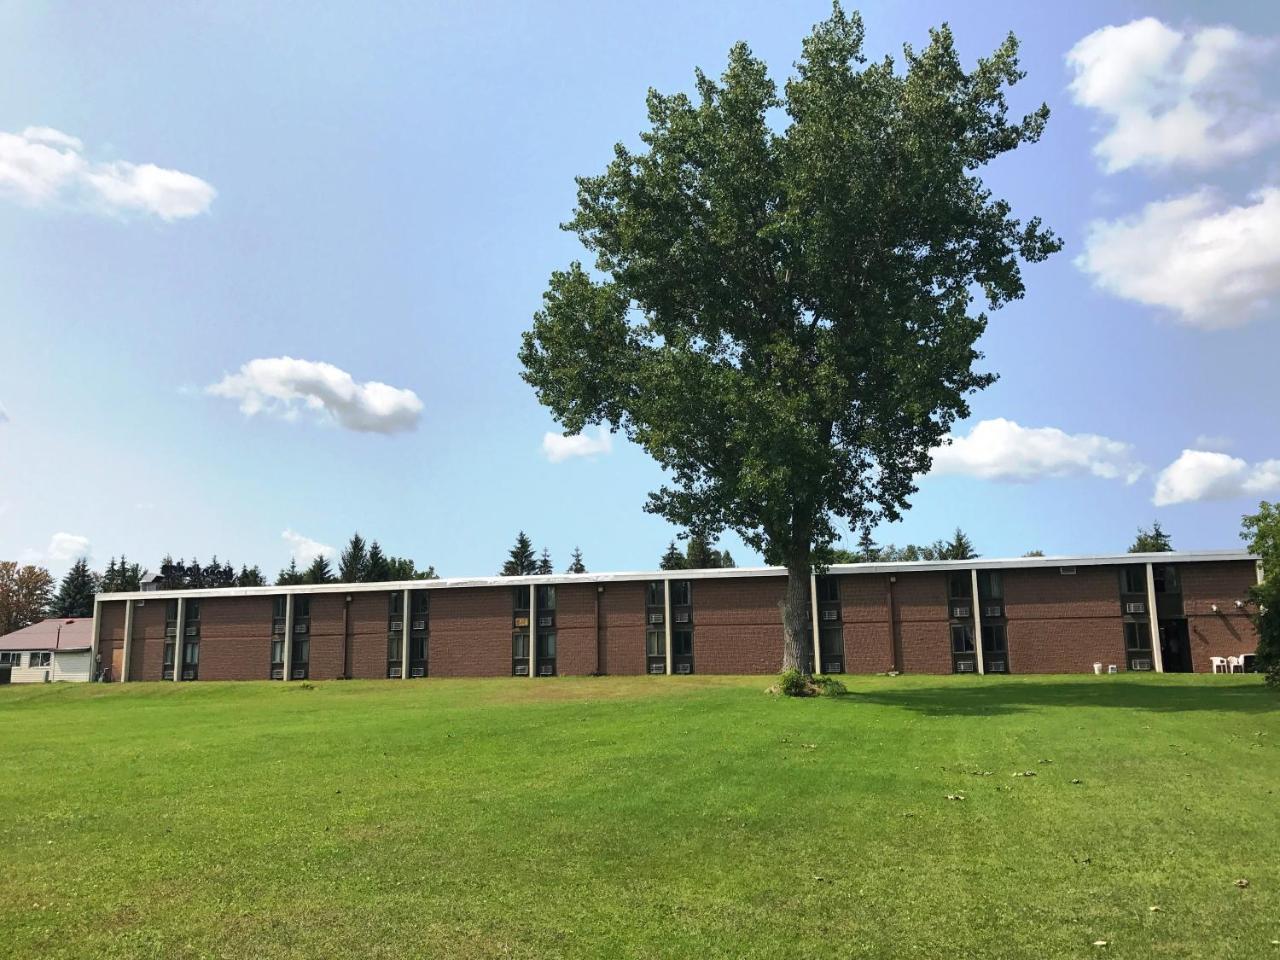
1153,565,1180,594
409,636,427,661
273,596,287,619
292,638,309,666
950,624,975,653
1120,565,1146,595
512,633,529,658
646,629,664,657
166,599,179,621
0,651,21,666
182,643,199,666
270,639,285,666
537,632,556,659
389,592,403,616
536,585,556,611
30,651,52,667
411,592,428,615
977,571,1003,600
673,629,693,657
948,573,970,599
187,599,201,621
295,596,310,618
817,576,839,604
163,642,176,667
983,624,1007,653
1124,621,1150,651
819,627,843,656
670,581,691,607
387,636,402,661
645,581,663,607
513,587,529,611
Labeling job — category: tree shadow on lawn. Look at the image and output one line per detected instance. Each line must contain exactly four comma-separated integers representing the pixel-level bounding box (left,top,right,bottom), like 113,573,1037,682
841,676,1276,717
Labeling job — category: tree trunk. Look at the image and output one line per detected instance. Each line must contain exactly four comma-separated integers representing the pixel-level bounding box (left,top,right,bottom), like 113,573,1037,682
780,552,812,676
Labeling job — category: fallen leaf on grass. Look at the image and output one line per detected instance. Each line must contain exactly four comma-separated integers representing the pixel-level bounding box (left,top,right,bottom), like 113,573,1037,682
1235,879,1250,889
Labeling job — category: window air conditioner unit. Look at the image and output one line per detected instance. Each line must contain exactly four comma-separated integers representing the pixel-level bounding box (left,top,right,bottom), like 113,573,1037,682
390,621,402,632
389,666,402,678
1125,602,1146,614
956,660,975,673
539,664,553,676
988,660,1007,673
826,660,842,673
181,669,195,680
821,609,838,621
272,622,285,634
984,605,1002,618
412,620,426,631
270,667,284,679
410,666,425,678
514,664,529,676
162,669,174,680
185,625,198,636
1131,658,1153,672
165,626,177,636
538,616,553,627
514,616,529,627
676,663,692,675
674,611,690,623
294,623,309,633
648,663,665,674
291,668,306,679
952,606,970,619
648,613,664,624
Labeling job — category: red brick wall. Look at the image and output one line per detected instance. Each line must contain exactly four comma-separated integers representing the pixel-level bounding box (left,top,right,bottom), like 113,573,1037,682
836,574,894,673
308,593,351,680
694,576,786,675
429,587,511,677
200,596,272,681
346,592,392,680
555,583,598,676
98,602,125,682
893,573,950,674
599,581,646,675
131,599,168,681
1180,561,1259,672
1003,568,1127,673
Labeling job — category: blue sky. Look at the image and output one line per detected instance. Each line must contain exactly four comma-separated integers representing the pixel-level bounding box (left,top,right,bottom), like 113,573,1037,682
1,1,1278,579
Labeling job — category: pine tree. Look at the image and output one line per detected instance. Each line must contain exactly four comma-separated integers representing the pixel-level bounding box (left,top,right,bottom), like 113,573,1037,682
237,565,266,587
187,558,206,590
685,535,715,569
857,528,879,562
339,532,369,583
276,558,304,586
364,541,391,582
303,555,335,584
718,549,736,569
51,558,98,617
1130,521,1173,553
101,557,120,593
941,528,978,561
536,548,553,575
501,532,537,576
567,547,586,574
659,541,686,570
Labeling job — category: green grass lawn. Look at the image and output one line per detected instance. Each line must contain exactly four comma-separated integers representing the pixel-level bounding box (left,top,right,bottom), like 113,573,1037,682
1,675,1277,959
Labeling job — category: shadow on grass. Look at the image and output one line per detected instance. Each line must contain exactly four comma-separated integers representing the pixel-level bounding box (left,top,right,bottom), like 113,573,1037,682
843,676,1275,717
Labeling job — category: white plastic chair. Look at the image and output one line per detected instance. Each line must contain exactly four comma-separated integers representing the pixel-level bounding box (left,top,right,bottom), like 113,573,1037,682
1210,656,1228,674
1227,656,1242,674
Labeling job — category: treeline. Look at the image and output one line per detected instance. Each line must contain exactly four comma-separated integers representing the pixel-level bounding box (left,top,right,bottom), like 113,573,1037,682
498,532,586,575
278,533,438,585
834,527,979,563
659,535,735,570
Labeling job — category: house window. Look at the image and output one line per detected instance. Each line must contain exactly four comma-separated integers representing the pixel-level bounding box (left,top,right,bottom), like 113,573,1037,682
513,587,530,611
673,629,693,657
0,651,21,666
295,596,310,618
670,581,691,607
819,627,843,656
977,571,1003,601
166,599,179,621
536,585,556,611
645,581,663,607
1120,565,1146,595
950,624,975,653
409,636,427,661
983,624,1007,653
646,630,664,657
1153,565,1180,594
1124,621,1150,651
187,599,201,621
292,638,310,668
948,573,970,600
411,592,429,615
389,592,403,616
512,633,530,659
182,643,199,667
817,576,839,604
387,636,402,663
270,639,285,668
536,632,556,659
30,651,52,667
273,596,287,619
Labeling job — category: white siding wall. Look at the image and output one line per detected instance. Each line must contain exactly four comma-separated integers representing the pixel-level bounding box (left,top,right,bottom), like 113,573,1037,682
3,651,91,683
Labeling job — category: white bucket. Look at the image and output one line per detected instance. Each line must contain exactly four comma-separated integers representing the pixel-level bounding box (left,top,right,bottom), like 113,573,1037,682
1093,662,1103,675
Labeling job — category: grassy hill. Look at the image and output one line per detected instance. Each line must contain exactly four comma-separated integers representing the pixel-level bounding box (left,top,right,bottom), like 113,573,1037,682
1,674,1276,959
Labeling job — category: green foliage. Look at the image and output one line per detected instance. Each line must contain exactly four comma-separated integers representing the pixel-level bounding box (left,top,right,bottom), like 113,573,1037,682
99,556,146,593
236,565,267,587
1023,549,1045,557
275,558,304,586
50,558,98,618
1242,501,1279,572
777,667,809,697
659,541,686,570
339,532,368,583
536,548,554,576
567,547,587,574
519,5,1058,671
1129,521,1173,553
501,532,538,576
813,674,848,697
0,562,54,633
1249,575,1279,688
364,542,390,582
302,555,334,584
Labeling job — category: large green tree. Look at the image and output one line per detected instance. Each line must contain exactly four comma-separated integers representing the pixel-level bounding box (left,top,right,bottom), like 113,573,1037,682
501,532,538,576
520,8,1058,671
339,532,369,583
51,558,98,618
1129,521,1173,554
1243,502,1279,686
0,562,54,634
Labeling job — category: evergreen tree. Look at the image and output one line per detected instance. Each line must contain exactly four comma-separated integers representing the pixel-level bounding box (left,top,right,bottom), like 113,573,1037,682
51,558,98,617
717,549,736,569
237,565,267,587
567,547,587,574
339,532,369,583
501,532,538,576
1130,521,1173,553
857,528,879,562
187,558,206,590
940,528,978,561
364,541,391,582
1023,549,1045,557
659,541,686,570
685,535,715,569
276,558,304,586
302,555,335,584
536,548,554,575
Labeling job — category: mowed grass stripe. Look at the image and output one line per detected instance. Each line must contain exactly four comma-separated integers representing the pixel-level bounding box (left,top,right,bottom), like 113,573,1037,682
0,675,1275,959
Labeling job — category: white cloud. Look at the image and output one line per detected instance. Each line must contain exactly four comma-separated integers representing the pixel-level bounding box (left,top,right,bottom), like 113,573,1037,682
1078,187,1280,328
930,418,1144,484
207,357,423,434
1153,449,1280,505
47,532,91,561
1067,18,1279,172
542,426,613,463
0,125,215,220
282,530,335,566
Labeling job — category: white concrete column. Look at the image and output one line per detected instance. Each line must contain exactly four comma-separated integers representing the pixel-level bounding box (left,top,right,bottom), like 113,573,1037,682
90,599,102,680
970,569,985,676
528,583,537,679
283,594,295,681
809,572,821,673
121,600,134,683
664,579,673,676
1145,563,1164,673
400,588,411,679
173,596,185,682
